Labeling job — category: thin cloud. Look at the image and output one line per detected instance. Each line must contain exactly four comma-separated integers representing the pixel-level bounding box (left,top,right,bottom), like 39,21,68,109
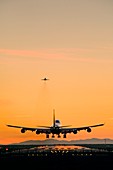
0,48,113,64
0,48,92,58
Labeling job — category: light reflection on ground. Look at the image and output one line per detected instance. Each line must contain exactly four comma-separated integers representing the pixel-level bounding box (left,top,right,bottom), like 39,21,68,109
35,145,89,151
54,145,85,150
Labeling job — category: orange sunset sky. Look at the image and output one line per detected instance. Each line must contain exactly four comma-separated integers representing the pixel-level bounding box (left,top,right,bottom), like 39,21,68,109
0,0,113,144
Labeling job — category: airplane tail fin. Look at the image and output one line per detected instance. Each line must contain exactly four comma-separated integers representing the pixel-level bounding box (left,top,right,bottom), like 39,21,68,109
53,109,55,127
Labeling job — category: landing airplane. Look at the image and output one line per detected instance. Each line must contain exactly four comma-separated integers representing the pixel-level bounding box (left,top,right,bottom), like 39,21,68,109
6,110,104,139
41,77,49,81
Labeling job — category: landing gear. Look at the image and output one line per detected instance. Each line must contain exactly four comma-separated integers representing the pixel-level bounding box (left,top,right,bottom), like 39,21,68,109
63,133,67,138
52,134,55,138
58,134,61,138
46,134,49,138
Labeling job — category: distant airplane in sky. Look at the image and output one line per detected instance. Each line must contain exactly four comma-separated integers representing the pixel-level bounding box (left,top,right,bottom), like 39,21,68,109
6,109,104,139
41,77,49,81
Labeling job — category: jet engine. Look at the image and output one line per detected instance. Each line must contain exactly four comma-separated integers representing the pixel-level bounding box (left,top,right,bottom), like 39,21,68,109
21,128,26,133
73,130,77,134
36,130,40,135
87,128,91,133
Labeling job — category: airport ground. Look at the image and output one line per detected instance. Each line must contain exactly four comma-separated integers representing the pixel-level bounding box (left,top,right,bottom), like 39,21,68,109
0,144,113,169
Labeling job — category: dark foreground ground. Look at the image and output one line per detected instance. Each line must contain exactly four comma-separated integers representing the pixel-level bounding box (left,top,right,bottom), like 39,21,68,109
0,145,113,169
1,153,113,169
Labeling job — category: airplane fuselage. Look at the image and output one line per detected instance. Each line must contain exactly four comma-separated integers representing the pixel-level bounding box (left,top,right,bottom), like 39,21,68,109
50,126,61,134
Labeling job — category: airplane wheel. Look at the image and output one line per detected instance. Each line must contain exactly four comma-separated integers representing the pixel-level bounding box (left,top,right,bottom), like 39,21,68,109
46,134,49,138
63,134,66,138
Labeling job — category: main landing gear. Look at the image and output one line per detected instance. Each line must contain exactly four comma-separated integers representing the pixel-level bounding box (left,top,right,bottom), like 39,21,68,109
63,133,67,138
46,134,49,138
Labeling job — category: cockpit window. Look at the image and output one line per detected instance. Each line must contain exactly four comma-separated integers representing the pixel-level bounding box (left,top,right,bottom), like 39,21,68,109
55,120,60,123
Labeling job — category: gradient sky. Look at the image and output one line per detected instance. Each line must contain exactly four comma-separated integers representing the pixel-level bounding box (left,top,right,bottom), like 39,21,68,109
0,0,113,144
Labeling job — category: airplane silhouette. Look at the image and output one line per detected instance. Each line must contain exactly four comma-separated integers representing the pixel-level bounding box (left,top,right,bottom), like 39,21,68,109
41,77,49,81
6,109,104,138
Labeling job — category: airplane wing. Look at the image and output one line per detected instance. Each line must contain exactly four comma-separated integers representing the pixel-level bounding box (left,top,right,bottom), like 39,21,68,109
6,124,51,134
60,123,104,134
76,123,104,130
6,123,104,137
7,124,37,131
